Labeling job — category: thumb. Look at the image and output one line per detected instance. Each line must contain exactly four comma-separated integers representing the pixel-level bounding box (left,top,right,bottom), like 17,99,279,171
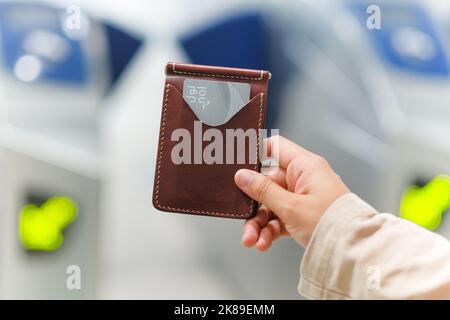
235,169,295,220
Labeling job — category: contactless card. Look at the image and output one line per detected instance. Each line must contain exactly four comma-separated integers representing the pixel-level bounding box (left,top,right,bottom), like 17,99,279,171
183,78,251,126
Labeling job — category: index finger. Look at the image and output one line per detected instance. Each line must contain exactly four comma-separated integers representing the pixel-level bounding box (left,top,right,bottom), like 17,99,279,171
264,135,314,169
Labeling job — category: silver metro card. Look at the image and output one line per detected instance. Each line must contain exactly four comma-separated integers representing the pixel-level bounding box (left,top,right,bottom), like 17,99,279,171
183,78,251,126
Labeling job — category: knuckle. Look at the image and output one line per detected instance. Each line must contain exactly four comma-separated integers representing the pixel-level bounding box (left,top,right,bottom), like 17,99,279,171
313,155,328,168
287,158,303,178
255,177,273,201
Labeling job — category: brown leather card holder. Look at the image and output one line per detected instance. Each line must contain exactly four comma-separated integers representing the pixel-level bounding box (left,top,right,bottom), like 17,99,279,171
152,62,271,219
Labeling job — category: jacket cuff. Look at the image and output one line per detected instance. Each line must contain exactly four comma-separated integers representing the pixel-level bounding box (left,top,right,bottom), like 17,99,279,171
298,193,377,299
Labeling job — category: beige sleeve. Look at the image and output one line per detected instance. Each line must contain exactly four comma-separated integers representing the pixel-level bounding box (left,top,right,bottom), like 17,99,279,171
298,193,450,299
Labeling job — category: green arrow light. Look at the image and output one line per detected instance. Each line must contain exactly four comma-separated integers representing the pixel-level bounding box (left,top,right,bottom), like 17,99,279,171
19,196,78,251
400,175,450,230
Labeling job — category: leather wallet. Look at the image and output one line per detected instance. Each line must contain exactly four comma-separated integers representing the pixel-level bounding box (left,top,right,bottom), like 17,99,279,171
152,62,271,219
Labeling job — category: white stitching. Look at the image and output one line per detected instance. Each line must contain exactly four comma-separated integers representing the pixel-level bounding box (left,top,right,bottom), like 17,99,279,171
172,62,265,81
154,85,264,217
153,85,170,204
154,84,264,217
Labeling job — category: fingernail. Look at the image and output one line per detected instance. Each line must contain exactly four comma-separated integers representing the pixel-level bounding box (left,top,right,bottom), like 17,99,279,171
241,234,249,246
235,170,254,188
256,238,267,252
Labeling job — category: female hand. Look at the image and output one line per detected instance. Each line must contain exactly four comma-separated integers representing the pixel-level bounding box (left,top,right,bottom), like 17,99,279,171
234,135,349,250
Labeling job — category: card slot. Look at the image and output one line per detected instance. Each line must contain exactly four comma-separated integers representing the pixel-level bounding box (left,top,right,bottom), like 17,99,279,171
153,83,266,218
165,83,265,128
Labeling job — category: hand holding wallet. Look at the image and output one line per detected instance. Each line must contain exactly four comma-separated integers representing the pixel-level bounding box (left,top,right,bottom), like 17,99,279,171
152,63,271,219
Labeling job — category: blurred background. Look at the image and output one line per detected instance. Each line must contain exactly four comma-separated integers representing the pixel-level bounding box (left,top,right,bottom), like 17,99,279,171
0,0,450,299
